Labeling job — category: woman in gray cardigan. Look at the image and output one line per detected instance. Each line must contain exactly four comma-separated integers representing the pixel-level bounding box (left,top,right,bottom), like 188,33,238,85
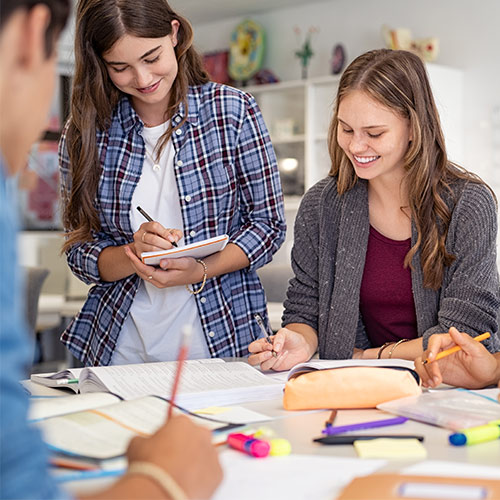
249,49,500,371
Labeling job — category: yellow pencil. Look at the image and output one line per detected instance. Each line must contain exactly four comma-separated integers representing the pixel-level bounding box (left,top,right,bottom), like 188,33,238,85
422,332,490,365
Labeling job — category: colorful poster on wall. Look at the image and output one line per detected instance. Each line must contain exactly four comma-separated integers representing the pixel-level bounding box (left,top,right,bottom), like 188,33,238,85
203,50,231,84
19,141,61,229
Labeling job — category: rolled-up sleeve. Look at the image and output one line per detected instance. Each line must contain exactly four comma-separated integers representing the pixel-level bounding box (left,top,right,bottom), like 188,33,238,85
58,126,116,285
230,95,286,272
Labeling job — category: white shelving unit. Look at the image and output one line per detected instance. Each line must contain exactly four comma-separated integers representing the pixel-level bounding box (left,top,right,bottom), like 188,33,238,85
245,75,340,197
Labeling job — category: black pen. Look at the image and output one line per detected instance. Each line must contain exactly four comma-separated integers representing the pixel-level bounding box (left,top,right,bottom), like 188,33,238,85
136,206,178,247
254,314,277,357
314,435,425,445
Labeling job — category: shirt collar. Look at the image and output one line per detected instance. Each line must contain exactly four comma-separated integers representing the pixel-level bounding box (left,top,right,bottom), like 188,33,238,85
115,85,203,134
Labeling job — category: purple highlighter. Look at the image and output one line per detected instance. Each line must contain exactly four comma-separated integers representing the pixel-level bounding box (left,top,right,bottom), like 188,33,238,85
322,416,408,435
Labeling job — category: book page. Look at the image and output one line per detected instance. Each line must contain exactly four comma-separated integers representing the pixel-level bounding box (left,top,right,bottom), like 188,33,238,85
28,392,120,422
80,359,284,408
36,396,225,460
30,367,85,387
287,358,416,380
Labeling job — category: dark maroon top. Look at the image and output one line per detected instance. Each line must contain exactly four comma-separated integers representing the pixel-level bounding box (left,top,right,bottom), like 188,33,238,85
360,225,418,347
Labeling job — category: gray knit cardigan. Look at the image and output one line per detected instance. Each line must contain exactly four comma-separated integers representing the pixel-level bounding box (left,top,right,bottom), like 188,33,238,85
282,176,500,359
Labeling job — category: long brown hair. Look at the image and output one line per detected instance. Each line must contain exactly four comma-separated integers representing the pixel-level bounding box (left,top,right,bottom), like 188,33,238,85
328,49,493,289
62,0,209,251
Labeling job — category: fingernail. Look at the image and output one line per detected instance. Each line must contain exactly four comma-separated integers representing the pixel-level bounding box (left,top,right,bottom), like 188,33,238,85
274,343,282,352
433,377,440,386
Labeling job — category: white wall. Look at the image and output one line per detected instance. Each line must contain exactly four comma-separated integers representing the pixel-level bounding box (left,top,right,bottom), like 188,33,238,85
192,0,500,193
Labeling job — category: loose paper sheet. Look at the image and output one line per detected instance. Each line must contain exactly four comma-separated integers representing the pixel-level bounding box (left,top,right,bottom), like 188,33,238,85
212,451,385,500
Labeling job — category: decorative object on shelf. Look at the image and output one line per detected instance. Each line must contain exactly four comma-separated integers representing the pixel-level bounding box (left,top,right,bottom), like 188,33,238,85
331,44,346,75
202,50,231,84
294,25,318,79
273,118,298,140
252,68,280,85
381,25,439,62
228,19,266,84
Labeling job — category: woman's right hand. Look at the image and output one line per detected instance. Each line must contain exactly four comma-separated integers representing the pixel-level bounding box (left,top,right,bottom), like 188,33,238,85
248,325,317,371
126,415,222,499
132,221,183,257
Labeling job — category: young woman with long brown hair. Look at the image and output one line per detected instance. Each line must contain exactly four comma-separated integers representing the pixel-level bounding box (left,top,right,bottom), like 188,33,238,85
60,0,285,366
249,48,500,371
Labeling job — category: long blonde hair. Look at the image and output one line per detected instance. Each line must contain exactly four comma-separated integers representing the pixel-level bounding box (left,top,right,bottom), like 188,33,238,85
62,0,208,251
328,49,493,289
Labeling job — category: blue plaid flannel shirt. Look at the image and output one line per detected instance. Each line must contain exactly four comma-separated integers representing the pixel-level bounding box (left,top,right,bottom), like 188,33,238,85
59,82,286,366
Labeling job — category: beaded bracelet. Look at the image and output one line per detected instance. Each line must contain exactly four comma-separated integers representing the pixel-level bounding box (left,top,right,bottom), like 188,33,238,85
128,461,187,500
388,338,410,359
185,258,208,295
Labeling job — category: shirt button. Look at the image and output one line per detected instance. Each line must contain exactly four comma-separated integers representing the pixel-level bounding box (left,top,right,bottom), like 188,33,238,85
177,160,183,166
208,331,215,338
200,297,207,304
185,195,191,202
190,230,196,237
175,129,182,135
175,116,182,123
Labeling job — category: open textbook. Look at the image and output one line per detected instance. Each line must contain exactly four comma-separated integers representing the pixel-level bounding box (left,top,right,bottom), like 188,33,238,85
33,394,235,460
285,358,419,380
30,359,285,409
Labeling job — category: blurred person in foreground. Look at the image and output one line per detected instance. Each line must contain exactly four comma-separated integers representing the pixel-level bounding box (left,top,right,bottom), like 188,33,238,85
0,1,222,498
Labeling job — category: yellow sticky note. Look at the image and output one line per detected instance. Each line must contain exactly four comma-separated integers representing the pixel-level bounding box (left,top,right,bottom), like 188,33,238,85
353,438,427,459
193,406,230,415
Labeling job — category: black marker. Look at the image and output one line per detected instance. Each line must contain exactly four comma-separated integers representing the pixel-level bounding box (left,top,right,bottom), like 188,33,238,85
314,435,424,445
136,206,178,247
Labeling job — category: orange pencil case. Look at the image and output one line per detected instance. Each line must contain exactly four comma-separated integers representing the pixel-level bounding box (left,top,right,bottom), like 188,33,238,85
283,366,421,410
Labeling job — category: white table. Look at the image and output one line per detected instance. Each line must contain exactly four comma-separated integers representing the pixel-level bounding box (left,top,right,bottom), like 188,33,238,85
27,367,500,498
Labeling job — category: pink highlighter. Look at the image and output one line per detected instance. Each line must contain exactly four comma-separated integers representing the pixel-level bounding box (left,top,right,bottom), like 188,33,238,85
227,433,270,458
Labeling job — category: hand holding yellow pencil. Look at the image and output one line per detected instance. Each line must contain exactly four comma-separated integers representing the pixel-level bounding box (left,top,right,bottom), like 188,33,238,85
422,332,490,365
416,329,500,390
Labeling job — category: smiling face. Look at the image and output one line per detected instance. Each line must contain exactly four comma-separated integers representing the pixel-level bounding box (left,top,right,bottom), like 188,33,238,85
337,89,412,183
102,22,179,122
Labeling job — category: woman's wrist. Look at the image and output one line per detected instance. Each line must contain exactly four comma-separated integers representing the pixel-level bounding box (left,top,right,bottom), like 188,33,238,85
287,324,318,359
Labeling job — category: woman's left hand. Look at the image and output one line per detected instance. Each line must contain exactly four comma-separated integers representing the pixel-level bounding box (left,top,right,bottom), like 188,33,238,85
124,246,205,288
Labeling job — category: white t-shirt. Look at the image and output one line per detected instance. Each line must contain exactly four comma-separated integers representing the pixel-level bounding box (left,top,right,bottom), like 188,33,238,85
111,122,209,364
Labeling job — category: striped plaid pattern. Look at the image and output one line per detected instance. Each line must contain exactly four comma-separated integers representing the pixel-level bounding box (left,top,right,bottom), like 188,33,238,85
59,83,285,366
